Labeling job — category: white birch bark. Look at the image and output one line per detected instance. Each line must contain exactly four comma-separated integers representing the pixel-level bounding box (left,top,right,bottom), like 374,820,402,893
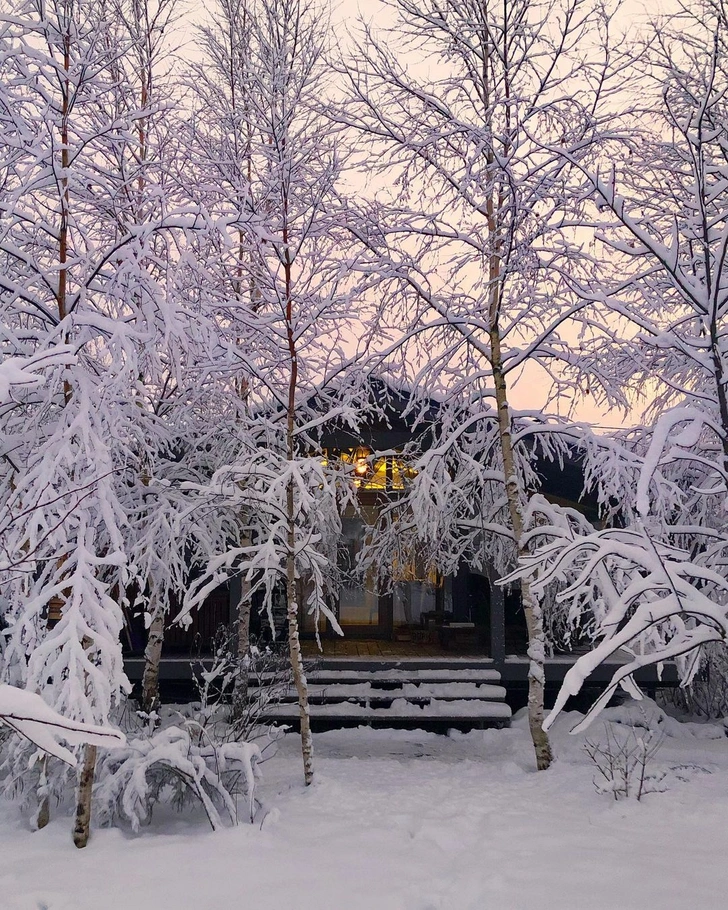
231,564,253,721
72,744,97,848
141,609,165,715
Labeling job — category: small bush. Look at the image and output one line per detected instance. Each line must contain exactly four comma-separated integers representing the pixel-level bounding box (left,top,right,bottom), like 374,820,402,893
584,721,664,801
190,626,294,744
94,723,261,831
659,643,728,720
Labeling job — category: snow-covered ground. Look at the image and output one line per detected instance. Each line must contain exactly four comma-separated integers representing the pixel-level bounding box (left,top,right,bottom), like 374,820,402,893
2,704,728,910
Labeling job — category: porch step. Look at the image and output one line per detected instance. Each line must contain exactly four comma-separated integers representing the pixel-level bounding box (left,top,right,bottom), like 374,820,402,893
307,658,497,672
261,661,511,732
301,682,507,699
305,668,502,685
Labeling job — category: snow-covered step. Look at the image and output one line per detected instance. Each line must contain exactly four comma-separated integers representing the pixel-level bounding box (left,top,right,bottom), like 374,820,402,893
305,668,502,684
396,682,505,698
266,699,512,721
261,662,512,731
255,682,507,700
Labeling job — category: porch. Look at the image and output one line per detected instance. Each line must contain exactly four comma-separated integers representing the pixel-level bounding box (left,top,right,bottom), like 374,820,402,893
300,636,485,660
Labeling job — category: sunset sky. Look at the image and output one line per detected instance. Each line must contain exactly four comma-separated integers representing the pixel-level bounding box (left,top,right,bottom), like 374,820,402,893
181,0,670,429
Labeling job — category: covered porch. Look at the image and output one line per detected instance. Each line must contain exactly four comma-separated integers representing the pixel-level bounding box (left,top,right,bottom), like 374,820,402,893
300,636,485,659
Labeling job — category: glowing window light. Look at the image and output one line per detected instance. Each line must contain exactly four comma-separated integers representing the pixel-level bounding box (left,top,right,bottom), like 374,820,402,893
322,448,417,490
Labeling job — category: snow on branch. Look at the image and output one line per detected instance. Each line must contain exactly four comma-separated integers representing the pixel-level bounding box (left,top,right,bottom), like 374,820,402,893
0,685,125,767
0,348,76,406
512,410,728,733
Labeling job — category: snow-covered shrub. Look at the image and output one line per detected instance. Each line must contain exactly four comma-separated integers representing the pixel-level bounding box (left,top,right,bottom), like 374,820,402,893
94,724,262,832
659,644,728,720
91,627,295,834
90,624,294,834
584,719,664,801
191,626,294,743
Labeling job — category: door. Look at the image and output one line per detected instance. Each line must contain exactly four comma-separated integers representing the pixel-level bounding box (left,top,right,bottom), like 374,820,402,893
335,514,392,639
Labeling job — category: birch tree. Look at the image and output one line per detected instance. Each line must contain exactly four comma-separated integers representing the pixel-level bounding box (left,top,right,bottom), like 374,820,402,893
93,0,228,718
184,0,261,719
341,0,622,769
0,0,202,844
513,1,728,729
103,0,185,717
181,0,368,786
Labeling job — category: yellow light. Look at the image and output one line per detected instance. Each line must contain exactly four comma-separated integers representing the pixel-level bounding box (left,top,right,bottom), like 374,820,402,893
354,457,369,476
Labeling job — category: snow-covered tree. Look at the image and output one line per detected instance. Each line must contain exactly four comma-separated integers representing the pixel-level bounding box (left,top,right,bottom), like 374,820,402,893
340,0,623,769
182,0,265,720
89,0,237,718
180,0,369,786
514,1,728,731
0,0,205,844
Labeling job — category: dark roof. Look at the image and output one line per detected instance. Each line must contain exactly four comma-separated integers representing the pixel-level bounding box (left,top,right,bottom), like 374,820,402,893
315,378,599,519
317,378,438,451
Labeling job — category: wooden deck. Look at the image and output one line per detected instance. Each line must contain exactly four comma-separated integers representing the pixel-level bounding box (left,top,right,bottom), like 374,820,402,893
300,638,486,659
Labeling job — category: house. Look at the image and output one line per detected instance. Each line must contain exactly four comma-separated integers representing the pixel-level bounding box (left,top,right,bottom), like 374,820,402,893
124,385,673,723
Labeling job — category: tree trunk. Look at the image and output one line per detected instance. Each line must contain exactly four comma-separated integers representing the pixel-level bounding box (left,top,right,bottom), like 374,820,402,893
141,608,165,716
708,324,728,475
231,568,252,721
35,794,50,830
287,480,314,786
520,578,552,770
282,204,313,784
34,755,50,830
72,744,97,848
490,324,553,771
